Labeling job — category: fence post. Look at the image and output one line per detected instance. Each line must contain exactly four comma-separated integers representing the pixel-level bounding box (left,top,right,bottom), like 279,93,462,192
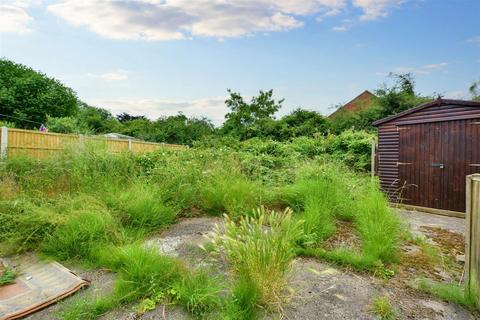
371,138,376,179
1,127,8,160
128,139,132,151
466,174,480,307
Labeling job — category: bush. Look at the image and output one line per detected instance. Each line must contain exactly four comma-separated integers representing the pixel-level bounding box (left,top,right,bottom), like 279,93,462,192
208,207,303,309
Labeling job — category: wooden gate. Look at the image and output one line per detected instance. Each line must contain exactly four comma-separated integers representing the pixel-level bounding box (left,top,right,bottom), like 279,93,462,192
398,119,480,212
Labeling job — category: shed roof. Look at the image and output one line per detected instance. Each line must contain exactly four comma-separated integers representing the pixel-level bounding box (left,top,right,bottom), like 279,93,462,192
372,98,480,126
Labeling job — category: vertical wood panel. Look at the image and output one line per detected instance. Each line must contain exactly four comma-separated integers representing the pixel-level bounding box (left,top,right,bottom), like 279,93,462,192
0,128,186,159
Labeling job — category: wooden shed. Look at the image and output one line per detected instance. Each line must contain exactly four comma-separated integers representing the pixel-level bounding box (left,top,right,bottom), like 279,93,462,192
373,99,480,214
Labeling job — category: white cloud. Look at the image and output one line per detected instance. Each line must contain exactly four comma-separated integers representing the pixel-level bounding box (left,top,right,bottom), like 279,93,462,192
353,0,405,20
89,97,228,125
467,36,480,45
394,62,448,75
332,25,347,32
0,2,33,34
91,70,129,81
47,0,347,40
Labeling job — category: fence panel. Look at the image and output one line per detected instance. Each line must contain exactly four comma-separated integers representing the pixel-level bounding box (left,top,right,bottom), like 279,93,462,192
0,127,186,159
466,173,480,307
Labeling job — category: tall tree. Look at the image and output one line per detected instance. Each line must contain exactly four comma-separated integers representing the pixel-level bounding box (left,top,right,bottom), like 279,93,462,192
222,89,283,140
0,59,78,128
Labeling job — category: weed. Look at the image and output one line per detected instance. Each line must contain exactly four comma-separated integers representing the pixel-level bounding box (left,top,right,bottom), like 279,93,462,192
172,269,224,317
105,183,177,231
370,295,397,320
0,266,17,286
208,206,303,309
417,278,477,310
41,209,121,262
355,182,400,264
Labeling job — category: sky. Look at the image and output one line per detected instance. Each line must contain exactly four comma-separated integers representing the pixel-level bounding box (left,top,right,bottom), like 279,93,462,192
0,0,479,125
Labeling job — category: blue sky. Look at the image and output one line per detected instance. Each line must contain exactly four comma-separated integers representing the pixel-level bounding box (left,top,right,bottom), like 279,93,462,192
0,0,479,125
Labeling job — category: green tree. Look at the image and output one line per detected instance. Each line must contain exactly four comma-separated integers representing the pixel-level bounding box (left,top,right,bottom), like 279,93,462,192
222,90,283,140
0,59,78,128
276,108,329,140
330,73,432,133
470,80,480,101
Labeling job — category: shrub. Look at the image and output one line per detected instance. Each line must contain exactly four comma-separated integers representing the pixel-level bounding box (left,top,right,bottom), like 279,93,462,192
208,207,303,309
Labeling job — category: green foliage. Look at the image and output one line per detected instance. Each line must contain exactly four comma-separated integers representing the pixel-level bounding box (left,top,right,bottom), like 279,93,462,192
172,270,224,317
224,277,259,320
0,58,78,128
222,89,283,140
370,295,397,320
355,182,400,264
470,80,480,101
208,207,303,309
105,183,177,231
101,245,186,304
41,209,121,261
417,279,477,310
0,267,17,286
198,169,266,216
330,73,432,133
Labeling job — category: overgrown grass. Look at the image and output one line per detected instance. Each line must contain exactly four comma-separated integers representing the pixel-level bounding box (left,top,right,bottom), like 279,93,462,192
417,279,477,310
208,207,303,309
0,266,17,286
42,209,121,262
370,295,397,320
0,140,406,318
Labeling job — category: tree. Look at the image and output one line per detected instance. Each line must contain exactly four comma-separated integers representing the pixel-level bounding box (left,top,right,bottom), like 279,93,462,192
275,108,329,140
116,112,147,122
330,73,432,133
222,89,283,140
77,103,120,133
0,59,78,128
470,81,480,101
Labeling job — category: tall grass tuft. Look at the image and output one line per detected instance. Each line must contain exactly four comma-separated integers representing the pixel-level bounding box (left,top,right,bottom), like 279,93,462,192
198,170,266,217
104,183,177,231
355,182,400,264
208,206,303,309
41,209,121,262
283,161,355,243
417,279,477,310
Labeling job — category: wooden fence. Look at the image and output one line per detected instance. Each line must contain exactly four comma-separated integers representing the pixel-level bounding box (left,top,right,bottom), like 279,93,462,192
0,127,186,159
466,174,480,307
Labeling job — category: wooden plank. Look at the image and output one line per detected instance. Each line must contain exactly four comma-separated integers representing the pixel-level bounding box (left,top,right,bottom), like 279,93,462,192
390,203,466,218
0,128,186,159
465,174,480,307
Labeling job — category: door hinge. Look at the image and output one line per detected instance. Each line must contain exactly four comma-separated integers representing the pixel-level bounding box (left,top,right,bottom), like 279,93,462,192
396,126,409,131
397,162,412,166
469,164,480,167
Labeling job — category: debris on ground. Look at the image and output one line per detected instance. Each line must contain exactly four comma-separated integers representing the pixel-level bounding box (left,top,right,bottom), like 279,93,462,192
0,255,88,320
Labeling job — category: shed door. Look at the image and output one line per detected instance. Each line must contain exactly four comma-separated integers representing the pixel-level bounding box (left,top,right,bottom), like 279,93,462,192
398,119,480,212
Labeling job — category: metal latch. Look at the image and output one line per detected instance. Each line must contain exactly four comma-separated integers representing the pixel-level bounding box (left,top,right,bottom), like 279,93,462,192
432,163,444,169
